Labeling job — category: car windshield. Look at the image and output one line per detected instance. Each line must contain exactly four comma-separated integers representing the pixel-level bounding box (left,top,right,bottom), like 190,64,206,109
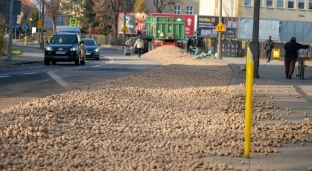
83,40,97,46
50,35,78,44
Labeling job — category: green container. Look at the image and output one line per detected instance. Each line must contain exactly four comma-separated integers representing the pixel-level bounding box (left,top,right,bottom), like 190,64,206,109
145,16,185,40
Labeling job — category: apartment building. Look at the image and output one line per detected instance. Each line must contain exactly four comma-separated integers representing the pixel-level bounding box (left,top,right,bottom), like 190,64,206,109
240,0,312,21
145,0,200,14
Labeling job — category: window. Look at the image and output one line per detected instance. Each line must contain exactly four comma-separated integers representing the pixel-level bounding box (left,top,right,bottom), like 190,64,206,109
244,0,251,6
298,0,305,9
174,6,181,14
288,0,294,9
277,0,284,8
260,0,263,7
309,0,312,9
186,6,193,14
266,0,273,8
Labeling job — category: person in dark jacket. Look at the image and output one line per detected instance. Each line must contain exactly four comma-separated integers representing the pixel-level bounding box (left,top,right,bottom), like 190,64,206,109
187,38,194,53
284,37,309,79
194,37,202,55
264,36,274,63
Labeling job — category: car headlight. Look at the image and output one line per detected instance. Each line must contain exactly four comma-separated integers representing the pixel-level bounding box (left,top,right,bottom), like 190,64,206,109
46,46,52,51
95,48,99,52
70,47,78,51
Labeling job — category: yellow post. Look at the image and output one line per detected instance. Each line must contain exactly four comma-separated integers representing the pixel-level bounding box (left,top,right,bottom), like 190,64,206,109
244,48,254,158
24,37,27,45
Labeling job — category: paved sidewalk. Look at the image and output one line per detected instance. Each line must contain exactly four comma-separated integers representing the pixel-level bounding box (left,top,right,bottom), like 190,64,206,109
214,57,312,171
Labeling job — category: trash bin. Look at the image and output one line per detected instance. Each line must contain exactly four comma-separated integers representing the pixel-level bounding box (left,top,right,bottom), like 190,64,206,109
273,48,280,59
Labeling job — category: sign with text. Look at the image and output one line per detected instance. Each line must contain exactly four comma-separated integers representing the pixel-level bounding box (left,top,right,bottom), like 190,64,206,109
153,13,195,37
196,16,237,38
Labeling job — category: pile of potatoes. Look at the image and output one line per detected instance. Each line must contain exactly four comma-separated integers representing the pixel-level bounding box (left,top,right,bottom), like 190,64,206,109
0,45,311,170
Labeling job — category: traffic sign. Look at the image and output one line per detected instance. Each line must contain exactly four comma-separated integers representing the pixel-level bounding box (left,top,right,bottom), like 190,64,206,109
24,24,29,30
70,18,77,27
215,22,226,32
14,24,20,29
121,25,128,32
37,19,42,29
152,13,195,37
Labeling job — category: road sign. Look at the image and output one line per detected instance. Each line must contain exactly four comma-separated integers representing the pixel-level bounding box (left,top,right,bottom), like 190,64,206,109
37,19,42,29
14,24,20,28
70,18,77,27
24,24,29,30
121,25,128,32
215,22,226,32
152,13,195,37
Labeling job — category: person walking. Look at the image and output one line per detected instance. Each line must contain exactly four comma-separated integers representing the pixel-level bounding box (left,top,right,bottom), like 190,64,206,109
194,37,202,55
284,36,309,79
124,37,132,55
187,38,194,53
134,36,144,58
264,36,274,63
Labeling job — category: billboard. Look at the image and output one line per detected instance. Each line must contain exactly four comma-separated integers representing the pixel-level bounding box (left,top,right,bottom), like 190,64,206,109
152,13,195,37
196,16,238,38
280,21,312,43
239,18,279,41
118,12,148,35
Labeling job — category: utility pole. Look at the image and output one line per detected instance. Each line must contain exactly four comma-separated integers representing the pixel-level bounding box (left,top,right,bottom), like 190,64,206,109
40,0,44,50
250,0,260,78
217,0,222,60
123,0,126,48
7,0,14,61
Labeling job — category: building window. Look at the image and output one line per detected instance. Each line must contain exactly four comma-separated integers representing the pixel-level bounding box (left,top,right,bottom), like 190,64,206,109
266,0,273,8
309,0,312,9
288,0,294,9
277,0,284,8
174,6,181,14
244,0,251,6
186,6,193,14
260,0,263,7
298,0,305,9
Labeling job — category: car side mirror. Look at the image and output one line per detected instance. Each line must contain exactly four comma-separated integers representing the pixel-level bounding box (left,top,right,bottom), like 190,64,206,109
98,44,101,46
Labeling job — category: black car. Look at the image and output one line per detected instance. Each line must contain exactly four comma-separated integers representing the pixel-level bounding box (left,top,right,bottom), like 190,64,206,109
82,38,101,60
44,32,85,66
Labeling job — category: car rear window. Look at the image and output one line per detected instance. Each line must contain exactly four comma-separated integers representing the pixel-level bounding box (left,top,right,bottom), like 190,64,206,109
83,40,96,45
50,35,78,44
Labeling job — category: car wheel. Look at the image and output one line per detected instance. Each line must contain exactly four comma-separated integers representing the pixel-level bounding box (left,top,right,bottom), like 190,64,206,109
52,61,56,65
75,55,81,66
44,59,50,65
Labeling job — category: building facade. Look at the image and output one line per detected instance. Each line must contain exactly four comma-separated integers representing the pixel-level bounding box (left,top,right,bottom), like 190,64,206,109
199,0,238,17
145,0,200,14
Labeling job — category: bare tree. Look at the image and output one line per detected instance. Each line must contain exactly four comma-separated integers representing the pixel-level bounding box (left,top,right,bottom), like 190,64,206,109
45,0,60,32
153,0,181,13
0,14,8,34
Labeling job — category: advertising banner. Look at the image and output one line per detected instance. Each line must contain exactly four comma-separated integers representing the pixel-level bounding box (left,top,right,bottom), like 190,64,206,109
196,16,238,38
118,13,148,34
152,13,195,37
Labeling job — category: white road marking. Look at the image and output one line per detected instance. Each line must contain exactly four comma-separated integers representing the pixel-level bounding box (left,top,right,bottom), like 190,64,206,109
47,71,72,89
0,75,9,78
23,72,39,75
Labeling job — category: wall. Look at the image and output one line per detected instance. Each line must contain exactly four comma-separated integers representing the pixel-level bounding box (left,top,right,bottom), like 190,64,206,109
145,0,199,14
240,0,312,21
200,0,238,17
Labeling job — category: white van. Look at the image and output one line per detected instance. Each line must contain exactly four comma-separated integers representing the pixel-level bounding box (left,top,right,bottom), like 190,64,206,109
55,26,81,36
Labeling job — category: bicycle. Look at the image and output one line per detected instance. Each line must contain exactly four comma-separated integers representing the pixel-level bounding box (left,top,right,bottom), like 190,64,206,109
297,54,307,80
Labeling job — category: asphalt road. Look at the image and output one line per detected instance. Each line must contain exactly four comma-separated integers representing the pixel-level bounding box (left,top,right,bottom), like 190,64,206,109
0,47,162,110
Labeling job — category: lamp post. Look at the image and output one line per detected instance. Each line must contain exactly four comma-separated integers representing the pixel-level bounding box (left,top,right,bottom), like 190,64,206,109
29,18,32,35
123,0,126,48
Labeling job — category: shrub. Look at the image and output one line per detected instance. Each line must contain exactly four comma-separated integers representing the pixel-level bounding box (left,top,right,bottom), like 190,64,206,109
0,34,7,55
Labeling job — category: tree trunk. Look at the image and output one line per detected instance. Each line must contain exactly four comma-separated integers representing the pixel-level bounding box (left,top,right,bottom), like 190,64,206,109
52,16,56,33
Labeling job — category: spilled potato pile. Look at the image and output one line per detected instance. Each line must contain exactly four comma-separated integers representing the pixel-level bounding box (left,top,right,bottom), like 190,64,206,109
0,45,311,170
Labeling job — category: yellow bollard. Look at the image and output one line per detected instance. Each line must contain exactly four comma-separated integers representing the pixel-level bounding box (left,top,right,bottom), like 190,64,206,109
244,53,254,158
24,37,27,45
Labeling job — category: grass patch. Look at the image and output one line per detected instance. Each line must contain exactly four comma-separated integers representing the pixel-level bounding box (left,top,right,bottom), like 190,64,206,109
3,47,23,55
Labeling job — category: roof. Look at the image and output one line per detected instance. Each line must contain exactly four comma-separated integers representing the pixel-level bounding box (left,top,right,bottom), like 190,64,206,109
21,0,37,15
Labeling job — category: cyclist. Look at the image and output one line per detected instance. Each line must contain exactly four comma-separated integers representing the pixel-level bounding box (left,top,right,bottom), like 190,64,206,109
284,37,309,79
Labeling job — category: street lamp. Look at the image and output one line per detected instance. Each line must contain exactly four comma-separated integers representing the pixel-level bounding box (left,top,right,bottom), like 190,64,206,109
29,18,32,35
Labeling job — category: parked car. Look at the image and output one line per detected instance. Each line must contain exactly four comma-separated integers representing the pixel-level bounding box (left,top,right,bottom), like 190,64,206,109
82,38,101,60
44,32,85,66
